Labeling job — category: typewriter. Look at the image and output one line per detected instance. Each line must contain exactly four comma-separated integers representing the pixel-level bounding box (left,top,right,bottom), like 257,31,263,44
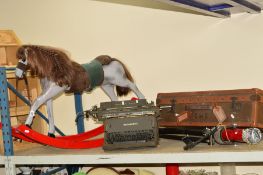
86,99,160,150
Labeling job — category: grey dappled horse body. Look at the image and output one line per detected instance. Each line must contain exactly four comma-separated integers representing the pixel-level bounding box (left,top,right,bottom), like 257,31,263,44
15,45,145,136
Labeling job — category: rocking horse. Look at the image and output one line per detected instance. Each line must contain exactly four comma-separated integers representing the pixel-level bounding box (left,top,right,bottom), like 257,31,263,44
15,45,145,137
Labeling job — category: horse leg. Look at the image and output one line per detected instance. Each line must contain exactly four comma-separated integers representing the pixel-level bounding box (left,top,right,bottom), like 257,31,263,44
25,81,67,129
46,99,55,137
101,84,118,101
25,78,49,127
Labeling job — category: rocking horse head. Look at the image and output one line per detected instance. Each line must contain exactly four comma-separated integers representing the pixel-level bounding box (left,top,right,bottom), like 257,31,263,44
15,45,77,88
15,45,29,78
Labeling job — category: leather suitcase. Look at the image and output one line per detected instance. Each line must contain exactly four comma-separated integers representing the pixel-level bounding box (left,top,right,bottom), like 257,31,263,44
156,88,263,128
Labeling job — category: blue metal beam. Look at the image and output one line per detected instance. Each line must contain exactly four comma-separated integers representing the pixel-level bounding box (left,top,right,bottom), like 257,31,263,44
74,93,85,133
208,4,233,11
169,0,231,17
67,93,86,174
0,67,14,156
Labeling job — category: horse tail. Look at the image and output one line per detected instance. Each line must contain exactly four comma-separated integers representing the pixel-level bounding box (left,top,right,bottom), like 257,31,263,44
114,58,134,96
95,55,134,96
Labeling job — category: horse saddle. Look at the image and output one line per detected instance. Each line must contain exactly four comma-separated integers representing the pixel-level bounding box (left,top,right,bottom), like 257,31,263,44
81,59,104,90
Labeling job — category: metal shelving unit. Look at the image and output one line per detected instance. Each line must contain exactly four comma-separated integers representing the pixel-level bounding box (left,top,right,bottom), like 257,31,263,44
1,66,263,175
155,0,263,18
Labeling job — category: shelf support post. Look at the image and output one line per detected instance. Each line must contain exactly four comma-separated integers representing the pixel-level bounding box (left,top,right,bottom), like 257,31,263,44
0,67,14,156
74,93,85,133
4,157,16,175
65,93,86,174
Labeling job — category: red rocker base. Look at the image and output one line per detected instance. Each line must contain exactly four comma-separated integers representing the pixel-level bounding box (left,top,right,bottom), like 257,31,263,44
16,125,104,149
0,123,104,149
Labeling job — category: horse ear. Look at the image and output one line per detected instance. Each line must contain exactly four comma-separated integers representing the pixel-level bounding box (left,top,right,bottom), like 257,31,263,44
17,45,28,61
23,46,34,61
24,47,29,59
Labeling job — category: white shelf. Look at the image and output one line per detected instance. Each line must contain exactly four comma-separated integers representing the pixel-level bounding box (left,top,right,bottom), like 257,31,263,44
9,138,263,165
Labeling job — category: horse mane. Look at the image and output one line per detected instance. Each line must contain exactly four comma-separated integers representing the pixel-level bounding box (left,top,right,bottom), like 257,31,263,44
17,45,87,88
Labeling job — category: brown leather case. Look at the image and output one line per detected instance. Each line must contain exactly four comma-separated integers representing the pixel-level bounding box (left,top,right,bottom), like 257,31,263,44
156,88,263,128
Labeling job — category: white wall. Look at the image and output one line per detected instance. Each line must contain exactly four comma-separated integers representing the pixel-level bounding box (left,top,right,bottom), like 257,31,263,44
1,0,263,174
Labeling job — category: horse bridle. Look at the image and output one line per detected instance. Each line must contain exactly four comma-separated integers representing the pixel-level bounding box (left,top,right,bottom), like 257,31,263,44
16,59,28,78
15,59,32,104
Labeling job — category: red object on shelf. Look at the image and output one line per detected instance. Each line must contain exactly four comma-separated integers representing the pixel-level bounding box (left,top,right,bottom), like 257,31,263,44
166,164,179,175
0,123,35,142
16,125,104,149
0,123,105,146
131,97,139,101
1,122,104,149
55,125,104,142
221,128,243,142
